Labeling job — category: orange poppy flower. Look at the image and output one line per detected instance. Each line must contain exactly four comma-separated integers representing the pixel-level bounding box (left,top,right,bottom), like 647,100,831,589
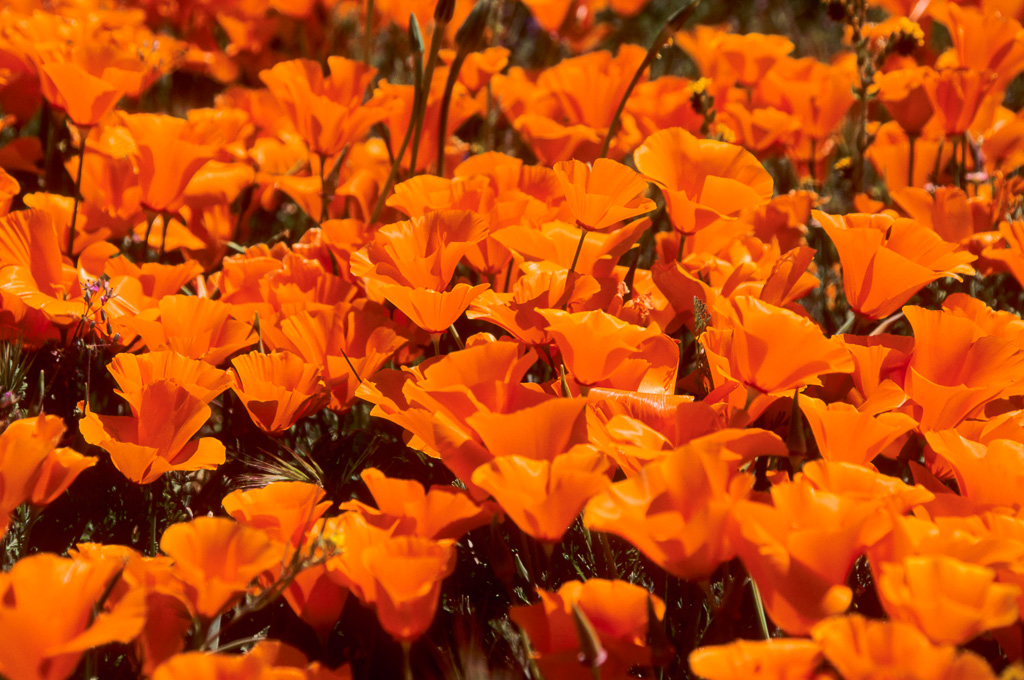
0,168,18,216
0,209,85,326
811,613,999,680
688,638,824,680
440,46,510,94
553,159,655,233
676,26,794,91
360,536,457,644
758,56,857,145
259,57,388,158
151,653,269,680
510,579,667,680
875,555,1020,644
38,61,123,128
903,305,1024,430
922,68,998,137
799,394,917,466
866,121,950,191
229,351,330,435
125,295,256,365
584,441,757,580
222,481,332,553
79,381,226,485
702,295,854,397
472,448,612,544
106,350,231,408
0,414,96,538
891,186,993,245
730,475,880,634
268,301,406,411
339,467,495,540
381,282,489,336
924,430,1024,510
815,211,976,320
351,210,489,290
943,4,1024,93
160,516,281,620
121,113,217,213
874,66,936,137
0,552,147,680
540,309,669,388
634,128,773,234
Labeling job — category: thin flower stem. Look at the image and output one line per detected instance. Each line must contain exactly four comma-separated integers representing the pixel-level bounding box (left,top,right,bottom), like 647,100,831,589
435,50,468,176
448,323,464,350
568,228,588,275
748,577,771,640
318,153,329,225
907,133,917,188
409,21,448,174
403,642,413,680
363,0,375,65
67,128,88,259
598,2,698,159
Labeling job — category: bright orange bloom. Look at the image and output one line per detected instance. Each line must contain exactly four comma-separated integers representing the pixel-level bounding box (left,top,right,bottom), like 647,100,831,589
125,295,256,365
339,468,495,540
634,127,773,234
0,209,85,325
584,439,759,579
891,186,994,245
943,4,1024,93
472,448,612,543
925,430,1024,510
540,309,671,388
903,305,1024,430
160,517,281,620
815,211,976,320
876,555,1020,645
511,579,667,680
79,372,226,485
0,415,96,538
122,113,216,213
702,295,854,397
811,614,999,680
731,475,880,634
152,653,270,680
106,350,232,408
229,351,330,435
351,210,489,290
676,26,795,90
38,61,123,129
0,552,146,680
799,394,917,466
360,536,457,643
222,481,332,554
922,68,997,137
0,168,18,216
553,159,654,232
874,66,935,137
259,57,388,158
688,638,824,680
381,282,489,335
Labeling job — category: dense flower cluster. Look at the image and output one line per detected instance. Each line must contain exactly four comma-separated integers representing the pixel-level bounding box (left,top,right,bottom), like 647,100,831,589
1,0,1024,678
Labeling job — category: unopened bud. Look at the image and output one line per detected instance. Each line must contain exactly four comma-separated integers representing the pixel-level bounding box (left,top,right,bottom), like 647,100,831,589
667,0,700,33
455,0,491,52
409,14,424,55
434,0,456,24
572,603,608,669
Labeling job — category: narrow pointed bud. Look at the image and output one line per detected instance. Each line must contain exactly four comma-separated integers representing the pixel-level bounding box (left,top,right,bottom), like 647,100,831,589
667,0,700,33
434,0,456,24
409,13,424,55
455,0,491,51
572,603,608,670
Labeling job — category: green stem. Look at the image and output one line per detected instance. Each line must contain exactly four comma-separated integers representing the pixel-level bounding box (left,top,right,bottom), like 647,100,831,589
569,228,588,275
363,0,375,65
907,133,916,188
409,20,448,174
749,577,771,640
67,128,88,258
435,50,468,176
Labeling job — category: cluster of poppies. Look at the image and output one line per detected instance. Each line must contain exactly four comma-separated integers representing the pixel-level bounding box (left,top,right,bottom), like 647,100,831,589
2,0,1024,678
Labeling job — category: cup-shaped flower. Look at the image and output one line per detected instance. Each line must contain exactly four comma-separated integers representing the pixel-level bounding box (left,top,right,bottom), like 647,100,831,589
876,555,1020,645
125,296,256,366
799,395,917,466
553,159,655,232
634,128,773,234
0,553,146,680
471,448,612,544
381,282,489,335
122,113,216,213
160,517,281,620
688,638,824,680
222,481,332,554
510,579,666,680
811,614,999,680
339,468,495,540
815,211,976,320
360,536,457,644
79,381,226,485
702,296,854,397
107,350,232,410
585,442,756,580
229,351,330,435
38,61,123,128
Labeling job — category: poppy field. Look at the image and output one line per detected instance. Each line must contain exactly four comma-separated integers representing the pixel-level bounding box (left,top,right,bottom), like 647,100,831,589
5,0,1024,677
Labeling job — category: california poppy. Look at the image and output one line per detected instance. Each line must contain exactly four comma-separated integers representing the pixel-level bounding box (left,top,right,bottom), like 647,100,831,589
160,516,281,620
380,282,489,336
0,552,146,680
688,638,824,680
229,350,330,435
38,61,124,128
634,128,773,234
553,159,655,233
511,579,667,680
